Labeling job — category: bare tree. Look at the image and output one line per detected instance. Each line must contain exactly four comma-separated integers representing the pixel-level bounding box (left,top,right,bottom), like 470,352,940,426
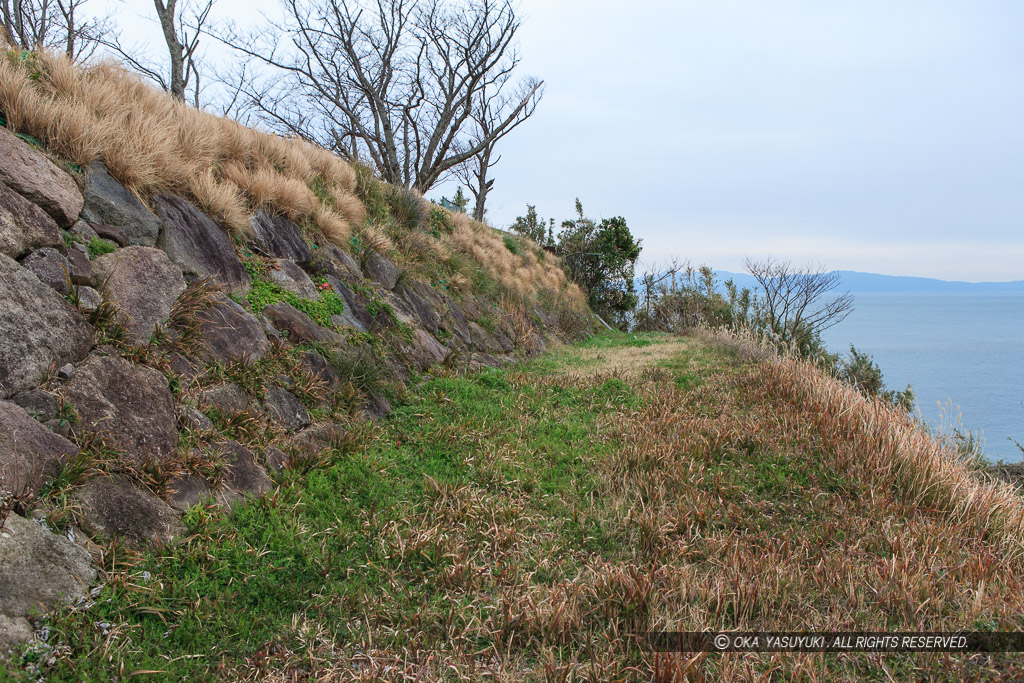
454,139,496,222
1,0,113,61
453,82,508,221
102,0,213,105
228,0,543,193
744,257,853,348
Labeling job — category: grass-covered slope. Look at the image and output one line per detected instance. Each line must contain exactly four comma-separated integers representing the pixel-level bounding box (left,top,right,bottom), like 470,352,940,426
0,49,584,315
5,332,1022,681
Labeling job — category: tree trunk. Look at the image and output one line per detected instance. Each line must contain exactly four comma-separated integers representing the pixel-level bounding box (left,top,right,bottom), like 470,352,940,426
154,0,184,101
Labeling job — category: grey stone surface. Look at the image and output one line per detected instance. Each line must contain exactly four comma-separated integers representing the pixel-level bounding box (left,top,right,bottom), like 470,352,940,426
326,276,370,331
491,325,515,353
216,441,273,506
62,355,177,464
80,163,161,246
92,222,127,248
76,286,102,313
0,401,78,497
285,422,348,457
468,321,502,354
439,292,473,346
0,127,83,227
262,302,343,345
396,284,440,334
92,246,186,344
363,392,393,420
0,182,63,260
0,614,33,653
72,474,184,548
397,328,449,371
200,384,251,415
154,194,250,294
21,247,70,295
166,472,213,512
263,386,310,432
0,254,94,397
69,220,98,244
65,247,91,286
381,290,417,327
0,513,96,647
364,252,399,290
197,294,269,364
249,210,312,264
263,446,289,472
318,245,363,285
268,259,318,298
300,351,340,391
177,404,213,432
10,390,59,422
330,247,362,279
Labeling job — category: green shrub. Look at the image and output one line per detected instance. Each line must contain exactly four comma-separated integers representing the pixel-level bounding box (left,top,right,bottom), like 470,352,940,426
87,237,117,258
353,163,389,224
503,234,521,255
387,186,426,231
425,206,454,236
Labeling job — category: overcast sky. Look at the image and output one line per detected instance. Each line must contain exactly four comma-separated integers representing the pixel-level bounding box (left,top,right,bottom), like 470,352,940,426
110,0,1024,281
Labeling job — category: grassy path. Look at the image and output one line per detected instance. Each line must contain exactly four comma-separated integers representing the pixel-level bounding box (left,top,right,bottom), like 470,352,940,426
4,332,1023,681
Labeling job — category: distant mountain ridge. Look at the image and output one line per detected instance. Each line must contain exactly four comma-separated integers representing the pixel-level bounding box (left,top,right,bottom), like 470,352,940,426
712,270,1024,294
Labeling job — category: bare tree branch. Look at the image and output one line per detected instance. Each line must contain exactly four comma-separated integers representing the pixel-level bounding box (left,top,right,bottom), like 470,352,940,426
99,0,213,102
1,0,114,61
744,257,853,348
224,0,543,193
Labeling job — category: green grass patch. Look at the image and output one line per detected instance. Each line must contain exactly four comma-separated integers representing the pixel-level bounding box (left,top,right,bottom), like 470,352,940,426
243,262,345,328
86,237,117,259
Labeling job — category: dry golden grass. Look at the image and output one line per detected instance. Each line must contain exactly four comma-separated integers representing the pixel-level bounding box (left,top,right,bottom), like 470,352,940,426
0,50,363,241
0,47,584,312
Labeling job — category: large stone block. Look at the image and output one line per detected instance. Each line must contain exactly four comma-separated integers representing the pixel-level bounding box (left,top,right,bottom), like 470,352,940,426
364,252,399,290
0,401,78,497
154,194,250,294
0,254,94,397
215,441,273,506
92,246,186,344
0,513,96,650
21,247,70,295
248,210,312,264
262,386,310,432
62,355,177,464
0,128,83,227
0,183,63,260
80,163,161,246
268,259,318,298
72,474,184,548
196,294,269,364
262,302,343,345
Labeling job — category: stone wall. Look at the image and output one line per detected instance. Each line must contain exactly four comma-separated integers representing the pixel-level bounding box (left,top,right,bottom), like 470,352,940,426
0,128,583,651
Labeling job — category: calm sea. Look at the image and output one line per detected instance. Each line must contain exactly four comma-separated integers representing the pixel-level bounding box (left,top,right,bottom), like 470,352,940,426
821,293,1024,463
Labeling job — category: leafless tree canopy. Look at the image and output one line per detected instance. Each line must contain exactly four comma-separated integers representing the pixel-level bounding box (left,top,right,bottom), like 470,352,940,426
101,0,213,105
744,256,853,346
230,0,543,193
1,0,112,61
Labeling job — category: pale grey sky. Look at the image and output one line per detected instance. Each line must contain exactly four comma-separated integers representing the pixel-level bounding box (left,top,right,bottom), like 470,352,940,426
109,0,1024,280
